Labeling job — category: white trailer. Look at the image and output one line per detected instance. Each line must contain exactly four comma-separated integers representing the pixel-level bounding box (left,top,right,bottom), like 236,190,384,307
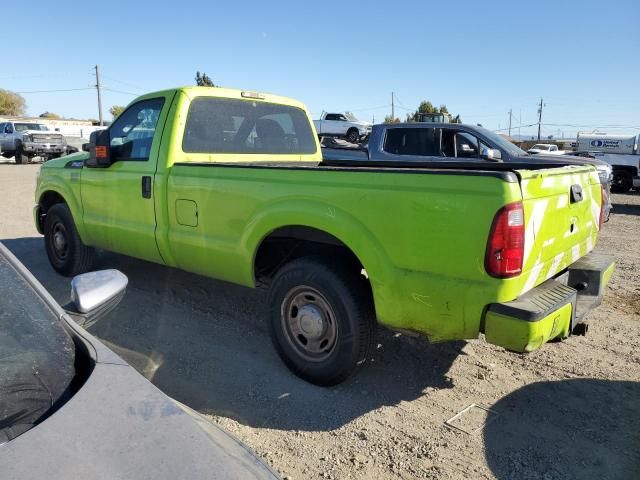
576,133,640,193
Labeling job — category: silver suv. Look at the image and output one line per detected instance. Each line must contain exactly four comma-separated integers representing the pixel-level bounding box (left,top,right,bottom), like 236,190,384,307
0,121,67,164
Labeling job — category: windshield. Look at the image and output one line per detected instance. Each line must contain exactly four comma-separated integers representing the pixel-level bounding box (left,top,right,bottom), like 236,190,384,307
343,112,360,122
0,252,75,443
14,123,49,132
476,127,527,157
531,144,549,149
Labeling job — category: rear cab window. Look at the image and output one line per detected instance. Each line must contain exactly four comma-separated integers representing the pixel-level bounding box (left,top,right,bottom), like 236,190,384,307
182,97,317,157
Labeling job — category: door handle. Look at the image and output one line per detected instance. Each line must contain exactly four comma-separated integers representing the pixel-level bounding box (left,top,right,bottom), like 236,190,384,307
141,176,152,199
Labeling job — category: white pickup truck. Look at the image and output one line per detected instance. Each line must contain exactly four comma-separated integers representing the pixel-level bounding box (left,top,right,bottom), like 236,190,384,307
528,143,565,155
0,121,67,164
313,112,372,143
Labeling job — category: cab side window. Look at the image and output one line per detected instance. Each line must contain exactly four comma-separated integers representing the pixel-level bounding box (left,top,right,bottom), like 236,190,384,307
5,123,14,134
109,98,165,162
383,128,440,156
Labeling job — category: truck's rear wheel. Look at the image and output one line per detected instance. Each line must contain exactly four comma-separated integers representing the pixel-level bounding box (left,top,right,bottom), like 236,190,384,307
611,171,633,193
346,128,360,144
268,257,376,386
44,203,95,276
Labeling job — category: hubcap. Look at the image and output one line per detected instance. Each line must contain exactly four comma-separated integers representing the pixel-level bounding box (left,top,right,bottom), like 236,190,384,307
50,222,68,260
281,286,338,362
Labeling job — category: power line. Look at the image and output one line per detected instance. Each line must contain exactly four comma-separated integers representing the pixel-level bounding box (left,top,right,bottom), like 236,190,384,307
16,87,93,94
102,75,144,91
102,87,139,96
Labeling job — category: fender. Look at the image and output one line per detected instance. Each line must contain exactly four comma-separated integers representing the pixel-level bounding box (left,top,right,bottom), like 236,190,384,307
242,197,395,290
37,172,88,243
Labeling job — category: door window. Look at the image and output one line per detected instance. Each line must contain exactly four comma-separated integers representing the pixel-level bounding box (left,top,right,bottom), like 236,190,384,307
109,98,165,161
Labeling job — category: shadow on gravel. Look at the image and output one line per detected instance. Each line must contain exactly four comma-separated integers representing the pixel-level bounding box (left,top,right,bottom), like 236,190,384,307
2,236,462,432
612,203,640,216
484,379,640,480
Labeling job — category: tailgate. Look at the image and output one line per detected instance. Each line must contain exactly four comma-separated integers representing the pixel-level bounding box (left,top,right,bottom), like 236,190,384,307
516,165,601,295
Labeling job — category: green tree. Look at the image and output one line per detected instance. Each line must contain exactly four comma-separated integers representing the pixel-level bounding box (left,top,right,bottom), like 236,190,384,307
109,105,125,119
409,100,461,123
0,89,26,116
384,115,401,124
39,111,61,119
195,71,215,87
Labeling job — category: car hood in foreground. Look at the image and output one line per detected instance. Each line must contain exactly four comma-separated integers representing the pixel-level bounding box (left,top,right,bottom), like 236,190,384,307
0,320,278,480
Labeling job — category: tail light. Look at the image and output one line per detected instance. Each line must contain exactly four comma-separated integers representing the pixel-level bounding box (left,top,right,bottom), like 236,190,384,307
485,202,525,278
599,184,606,229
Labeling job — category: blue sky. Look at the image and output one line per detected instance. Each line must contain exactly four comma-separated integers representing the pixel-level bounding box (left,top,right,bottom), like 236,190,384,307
6,0,640,139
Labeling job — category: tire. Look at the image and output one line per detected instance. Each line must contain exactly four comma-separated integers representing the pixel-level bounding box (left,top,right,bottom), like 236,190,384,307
14,145,28,164
44,203,95,276
611,171,633,193
346,128,360,144
268,256,376,386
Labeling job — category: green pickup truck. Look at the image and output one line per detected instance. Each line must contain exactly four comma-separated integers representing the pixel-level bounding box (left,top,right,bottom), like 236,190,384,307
34,87,614,385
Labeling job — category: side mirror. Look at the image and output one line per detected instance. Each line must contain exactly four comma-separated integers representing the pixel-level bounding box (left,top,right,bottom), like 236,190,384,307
86,129,112,167
82,143,91,152
64,270,128,328
481,147,502,161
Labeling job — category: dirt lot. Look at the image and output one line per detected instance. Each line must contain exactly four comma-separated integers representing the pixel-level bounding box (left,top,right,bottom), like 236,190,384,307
1,161,639,479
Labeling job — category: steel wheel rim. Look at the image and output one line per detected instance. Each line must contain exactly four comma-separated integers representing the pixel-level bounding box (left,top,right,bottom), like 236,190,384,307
49,221,69,261
281,286,338,362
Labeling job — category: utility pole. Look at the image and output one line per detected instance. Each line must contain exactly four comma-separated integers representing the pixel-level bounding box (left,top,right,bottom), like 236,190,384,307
519,109,522,139
508,109,512,137
391,92,395,121
94,65,104,126
537,98,543,141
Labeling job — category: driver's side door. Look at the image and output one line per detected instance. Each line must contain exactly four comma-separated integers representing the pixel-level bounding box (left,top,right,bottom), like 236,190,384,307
80,94,174,263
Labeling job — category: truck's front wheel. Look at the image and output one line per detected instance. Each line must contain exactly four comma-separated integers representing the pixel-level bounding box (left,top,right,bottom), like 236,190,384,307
44,203,95,276
268,257,376,386
611,171,633,193
14,145,29,164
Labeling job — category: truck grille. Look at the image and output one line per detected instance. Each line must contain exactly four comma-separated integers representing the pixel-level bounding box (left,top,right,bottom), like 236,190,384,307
32,134,64,143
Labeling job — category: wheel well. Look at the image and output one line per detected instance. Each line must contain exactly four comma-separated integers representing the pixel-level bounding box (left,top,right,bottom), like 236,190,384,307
612,165,638,177
254,226,365,283
37,191,67,231
39,191,66,213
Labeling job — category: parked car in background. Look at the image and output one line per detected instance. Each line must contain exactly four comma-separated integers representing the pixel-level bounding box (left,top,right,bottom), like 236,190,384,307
528,143,565,155
313,112,372,143
0,121,67,163
0,242,278,479
321,123,613,221
34,87,614,386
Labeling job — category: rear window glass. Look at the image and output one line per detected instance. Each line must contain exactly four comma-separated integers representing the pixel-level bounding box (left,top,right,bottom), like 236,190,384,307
383,128,440,156
183,97,317,155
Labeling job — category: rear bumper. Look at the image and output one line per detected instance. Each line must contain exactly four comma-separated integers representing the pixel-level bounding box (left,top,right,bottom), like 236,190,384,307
484,252,615,352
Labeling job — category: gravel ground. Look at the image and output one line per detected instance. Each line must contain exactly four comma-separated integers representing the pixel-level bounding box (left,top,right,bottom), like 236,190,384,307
1,161,639,479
